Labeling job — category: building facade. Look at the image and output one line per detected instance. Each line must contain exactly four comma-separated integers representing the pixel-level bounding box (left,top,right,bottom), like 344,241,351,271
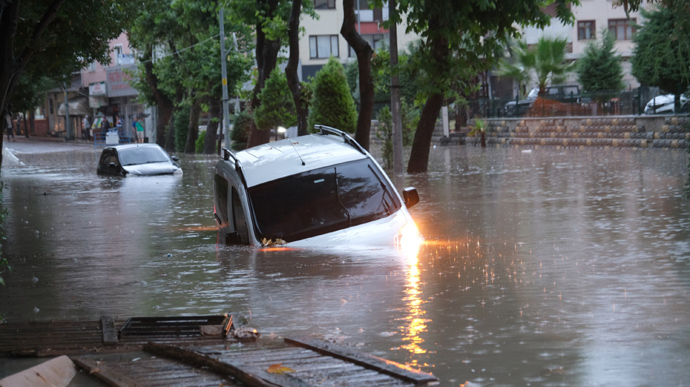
299,0,419,80
515,0,646,97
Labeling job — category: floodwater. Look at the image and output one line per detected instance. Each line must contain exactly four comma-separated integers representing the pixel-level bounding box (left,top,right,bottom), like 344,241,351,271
1,142,689,386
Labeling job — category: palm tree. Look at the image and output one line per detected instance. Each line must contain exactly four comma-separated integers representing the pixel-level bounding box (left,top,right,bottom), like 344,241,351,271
497,36,573,97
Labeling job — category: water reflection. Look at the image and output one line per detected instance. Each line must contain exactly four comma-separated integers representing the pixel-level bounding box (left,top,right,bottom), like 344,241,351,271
1,146,690,386
400,254,428,359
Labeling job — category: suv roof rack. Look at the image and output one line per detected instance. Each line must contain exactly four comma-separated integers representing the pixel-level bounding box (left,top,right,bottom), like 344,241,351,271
314,125,366,155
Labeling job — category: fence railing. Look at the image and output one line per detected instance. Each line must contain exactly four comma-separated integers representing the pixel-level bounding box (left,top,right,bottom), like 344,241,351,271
457,87,687,120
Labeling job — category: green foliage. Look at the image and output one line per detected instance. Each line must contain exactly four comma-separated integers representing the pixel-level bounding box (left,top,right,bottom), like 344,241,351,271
254,69,297,131
0,182,9,286
576,29,625,103
399,98,419,146
468,118,486,137
195,130,206,154
231,110,253,151
128,0,254,110
174,109,190,153
307,57,357,133
497,36,573,96
376,106,393,170
632,6,690,93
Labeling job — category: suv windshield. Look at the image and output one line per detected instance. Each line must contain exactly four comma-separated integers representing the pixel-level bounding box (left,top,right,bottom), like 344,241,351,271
118,147,170,166
248,159,401,243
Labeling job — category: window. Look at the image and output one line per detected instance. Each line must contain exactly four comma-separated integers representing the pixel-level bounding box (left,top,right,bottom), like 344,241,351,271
578,20,595,40
248,159,401,242
88,61,97,71
349,34,387,57
314,0,335,9
309,35,339,59
113,45,123,66
608,19,635,40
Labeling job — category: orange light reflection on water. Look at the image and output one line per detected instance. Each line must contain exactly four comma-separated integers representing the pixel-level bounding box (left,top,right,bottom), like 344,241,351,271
399,249,430,359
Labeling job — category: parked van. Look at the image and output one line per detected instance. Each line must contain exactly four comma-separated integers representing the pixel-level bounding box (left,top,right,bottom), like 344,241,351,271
213,125,421,248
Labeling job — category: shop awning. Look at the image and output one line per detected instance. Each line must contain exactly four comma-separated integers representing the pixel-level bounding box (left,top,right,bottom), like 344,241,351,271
57,98,90,116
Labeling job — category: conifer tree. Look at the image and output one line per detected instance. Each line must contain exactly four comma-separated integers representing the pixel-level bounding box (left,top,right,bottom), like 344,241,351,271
307,57,357,133
577,29,625,104
254,69,297,132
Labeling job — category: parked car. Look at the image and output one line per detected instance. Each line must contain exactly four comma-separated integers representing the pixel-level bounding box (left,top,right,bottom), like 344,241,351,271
97,144,181,176
505,85,585,116
213,125,422,248
644,94,688,115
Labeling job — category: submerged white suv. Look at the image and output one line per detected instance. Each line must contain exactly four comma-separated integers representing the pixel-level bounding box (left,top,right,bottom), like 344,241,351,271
213,125,421,247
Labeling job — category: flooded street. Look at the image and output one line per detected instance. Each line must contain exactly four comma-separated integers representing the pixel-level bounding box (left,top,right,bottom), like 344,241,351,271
1,142,690,386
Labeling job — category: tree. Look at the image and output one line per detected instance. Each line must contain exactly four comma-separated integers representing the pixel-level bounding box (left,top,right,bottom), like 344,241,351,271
380,0,575,173
285,0,311,136
254,69,297,132
576,29,625,104
0,0,136,168
235,0,291,148
497,36,573,96
632,6,690,109
128,0,253,153
341,0,374,150
307,57,357,133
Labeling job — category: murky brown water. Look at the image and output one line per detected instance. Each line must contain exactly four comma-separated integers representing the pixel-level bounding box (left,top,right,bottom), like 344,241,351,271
1,144,689,386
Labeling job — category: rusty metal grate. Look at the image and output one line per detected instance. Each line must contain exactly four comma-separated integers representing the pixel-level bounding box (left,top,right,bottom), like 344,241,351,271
119,314,233,338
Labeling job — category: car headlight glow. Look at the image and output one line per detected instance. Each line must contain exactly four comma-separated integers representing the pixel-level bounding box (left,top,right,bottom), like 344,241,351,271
396,221,423,259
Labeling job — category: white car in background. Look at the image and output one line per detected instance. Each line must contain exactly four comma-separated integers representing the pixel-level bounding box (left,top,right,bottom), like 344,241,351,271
213,125,422,248
644,94,688,115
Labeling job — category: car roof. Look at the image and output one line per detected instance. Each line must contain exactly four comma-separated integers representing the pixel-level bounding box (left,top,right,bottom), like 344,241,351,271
102,144,164,152
235,133,368,187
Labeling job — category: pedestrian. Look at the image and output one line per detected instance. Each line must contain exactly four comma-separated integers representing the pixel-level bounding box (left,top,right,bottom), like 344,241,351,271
4,107,14,141
135,116,145,143
131,117,138,143
82,115,91,141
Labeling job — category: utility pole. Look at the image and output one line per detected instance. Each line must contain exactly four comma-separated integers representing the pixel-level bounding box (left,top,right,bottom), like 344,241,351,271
219,8,231,150
63,87,72,140
389,0,403,175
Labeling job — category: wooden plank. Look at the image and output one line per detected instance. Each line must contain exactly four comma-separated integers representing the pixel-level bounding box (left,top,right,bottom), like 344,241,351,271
0,355,77,387
144,342,311,387
102,316,118,345
284,337,437,385
71,357,140,387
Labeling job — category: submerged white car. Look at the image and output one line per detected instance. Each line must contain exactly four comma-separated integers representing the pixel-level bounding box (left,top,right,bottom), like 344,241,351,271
213,125,421,248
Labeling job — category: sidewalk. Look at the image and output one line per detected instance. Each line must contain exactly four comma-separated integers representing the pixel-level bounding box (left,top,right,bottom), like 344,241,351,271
2,135,95,155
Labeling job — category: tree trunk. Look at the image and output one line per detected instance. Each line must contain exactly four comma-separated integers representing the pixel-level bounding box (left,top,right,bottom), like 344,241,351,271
341,0,373,151
203,97,220,154
142,53,174,148
247,0,280,148
286,0,308,136
184,100,200,153
406,15,448,174
165,112,176,152
407,92,443,173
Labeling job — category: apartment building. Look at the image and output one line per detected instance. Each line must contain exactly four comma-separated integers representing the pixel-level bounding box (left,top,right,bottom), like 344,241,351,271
299,0,419,80
39,33,149,141
517,0,646,97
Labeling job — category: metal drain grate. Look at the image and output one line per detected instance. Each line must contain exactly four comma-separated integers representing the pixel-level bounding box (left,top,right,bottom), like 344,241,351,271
119,314,233,338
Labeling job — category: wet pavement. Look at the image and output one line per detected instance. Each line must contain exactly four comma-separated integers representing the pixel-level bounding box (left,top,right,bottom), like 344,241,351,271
1,139,689,386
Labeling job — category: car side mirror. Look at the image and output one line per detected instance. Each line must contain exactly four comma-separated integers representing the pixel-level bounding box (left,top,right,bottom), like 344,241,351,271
403,187,419,209
171,156,179,162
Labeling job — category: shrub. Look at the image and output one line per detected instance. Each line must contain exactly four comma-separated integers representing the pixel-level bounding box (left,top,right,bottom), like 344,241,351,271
307,57,357,133
174,108,190,153
195,130,206,153
231,110,253,151
254,69,297,131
